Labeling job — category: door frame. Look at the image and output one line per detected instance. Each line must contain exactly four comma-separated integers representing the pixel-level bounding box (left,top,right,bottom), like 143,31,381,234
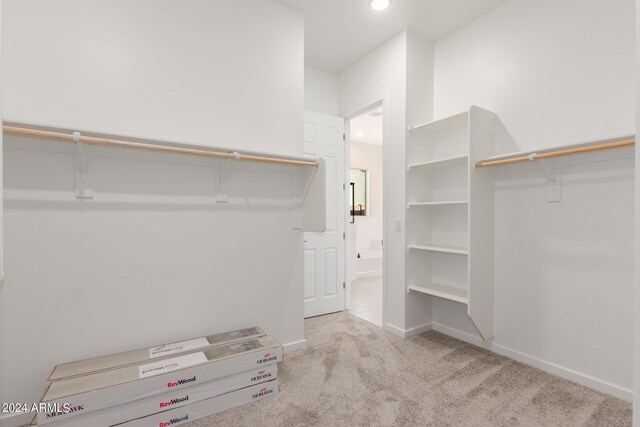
303,111,348,318
344,98,387,327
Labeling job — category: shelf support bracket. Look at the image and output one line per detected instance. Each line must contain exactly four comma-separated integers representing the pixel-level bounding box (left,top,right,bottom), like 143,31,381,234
74,131,94,200
299,165,317,206
536,156,560,202
216,154,237,203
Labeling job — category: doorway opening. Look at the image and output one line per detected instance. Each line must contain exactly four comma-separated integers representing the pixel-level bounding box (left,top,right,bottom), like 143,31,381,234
348,106,383,326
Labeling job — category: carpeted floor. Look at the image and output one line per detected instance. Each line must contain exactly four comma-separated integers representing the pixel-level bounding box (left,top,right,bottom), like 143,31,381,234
189,312,632,426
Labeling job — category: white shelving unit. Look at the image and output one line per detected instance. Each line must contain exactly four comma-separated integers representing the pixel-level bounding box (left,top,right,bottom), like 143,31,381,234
407,244,469,256
405,106,496,340
407,284,468,305
407,201,468,208
407,155,469,171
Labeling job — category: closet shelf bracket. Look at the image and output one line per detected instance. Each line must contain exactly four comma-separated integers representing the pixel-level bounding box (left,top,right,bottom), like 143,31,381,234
216,155,237,203
74,131,94,200
537,157,560,202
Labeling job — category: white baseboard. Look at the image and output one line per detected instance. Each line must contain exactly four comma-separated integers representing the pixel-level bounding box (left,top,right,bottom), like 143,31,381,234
431,322,633,402
0,410,31,427
283,339,307,353
384,322,433,338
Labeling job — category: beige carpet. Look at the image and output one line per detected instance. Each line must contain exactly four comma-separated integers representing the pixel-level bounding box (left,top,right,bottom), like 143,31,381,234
189,312,631,426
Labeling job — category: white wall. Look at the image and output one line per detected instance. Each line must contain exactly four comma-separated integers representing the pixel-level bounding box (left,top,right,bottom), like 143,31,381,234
339,32,408,333
404,32,436,333
0,2,304,426
350,140,382,251
0,0,3,284
434,0,634,151
339,31,434,335
3,0,303,157
406,32,434,136
433,0,635,400
634,0,640,420
305,65,340,116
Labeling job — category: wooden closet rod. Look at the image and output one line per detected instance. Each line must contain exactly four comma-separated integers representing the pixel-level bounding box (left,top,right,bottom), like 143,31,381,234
475,139,635,168
2,125,319,167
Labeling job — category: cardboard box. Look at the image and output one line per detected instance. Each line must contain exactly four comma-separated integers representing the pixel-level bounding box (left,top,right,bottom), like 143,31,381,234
118,379,278,427
48,327,265,382
37,336,282,424
34,365,277,426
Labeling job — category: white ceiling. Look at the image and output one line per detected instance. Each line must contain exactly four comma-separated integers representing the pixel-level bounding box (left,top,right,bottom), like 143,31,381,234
350,107,383,146
274,0,509,74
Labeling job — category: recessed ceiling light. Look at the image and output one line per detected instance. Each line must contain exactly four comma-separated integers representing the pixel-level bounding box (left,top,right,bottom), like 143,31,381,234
357,131,364,137
369,0,390,11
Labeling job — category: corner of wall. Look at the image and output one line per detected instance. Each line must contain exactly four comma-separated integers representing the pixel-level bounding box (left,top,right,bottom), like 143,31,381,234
633,0,640,421
304,65,340,117
404,31,436,332
405,31,435,126
337,30,410,331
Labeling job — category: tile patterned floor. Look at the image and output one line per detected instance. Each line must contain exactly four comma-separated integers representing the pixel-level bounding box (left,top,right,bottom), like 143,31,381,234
349,275,382,326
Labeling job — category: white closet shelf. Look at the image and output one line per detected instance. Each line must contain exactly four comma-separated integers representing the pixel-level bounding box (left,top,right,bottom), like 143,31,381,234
475,135,635,168
407,155,468,171
407,201,468,208
405,106,497,340
2,121,327,232
409,111,469,132
407,244,469,256
408,283,469,305
3,123,319,167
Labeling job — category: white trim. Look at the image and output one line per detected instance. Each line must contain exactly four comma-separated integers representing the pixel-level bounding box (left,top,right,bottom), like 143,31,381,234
481,134,634,162
379,95,388,335
344,97,388,329
283,339,307,353
384,322,433,338
383,322,407,337
344,119,352,312
0,411,32,427
432,322,633,402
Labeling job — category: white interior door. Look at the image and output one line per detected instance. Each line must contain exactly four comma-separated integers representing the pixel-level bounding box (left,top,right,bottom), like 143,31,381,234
303,111,346,318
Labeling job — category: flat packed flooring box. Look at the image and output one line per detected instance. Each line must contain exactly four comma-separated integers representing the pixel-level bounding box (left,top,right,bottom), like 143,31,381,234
48,327,265,382
118,379,279,427
36,336,282,424
33,365,278,426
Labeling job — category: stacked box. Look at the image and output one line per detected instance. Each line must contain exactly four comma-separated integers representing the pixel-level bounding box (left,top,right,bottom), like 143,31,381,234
48,327,265,382
38,365,278,427
33,331,282,426
118,379,279,427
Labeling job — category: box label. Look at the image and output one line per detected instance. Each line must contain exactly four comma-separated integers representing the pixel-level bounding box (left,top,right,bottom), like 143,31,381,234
149,337,210,359
138,352,207,379
157,413,189,427
251,386,275,399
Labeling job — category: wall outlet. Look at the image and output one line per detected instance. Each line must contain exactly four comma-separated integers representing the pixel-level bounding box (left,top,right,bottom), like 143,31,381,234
394,219,402,232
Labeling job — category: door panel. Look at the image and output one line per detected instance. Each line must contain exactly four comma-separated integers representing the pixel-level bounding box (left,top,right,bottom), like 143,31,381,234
324,248,338,296
303,111,346,318
304,249,316,300
325,156,337,232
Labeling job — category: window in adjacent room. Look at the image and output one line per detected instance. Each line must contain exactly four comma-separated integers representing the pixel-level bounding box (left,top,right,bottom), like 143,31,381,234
350,168,367,216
